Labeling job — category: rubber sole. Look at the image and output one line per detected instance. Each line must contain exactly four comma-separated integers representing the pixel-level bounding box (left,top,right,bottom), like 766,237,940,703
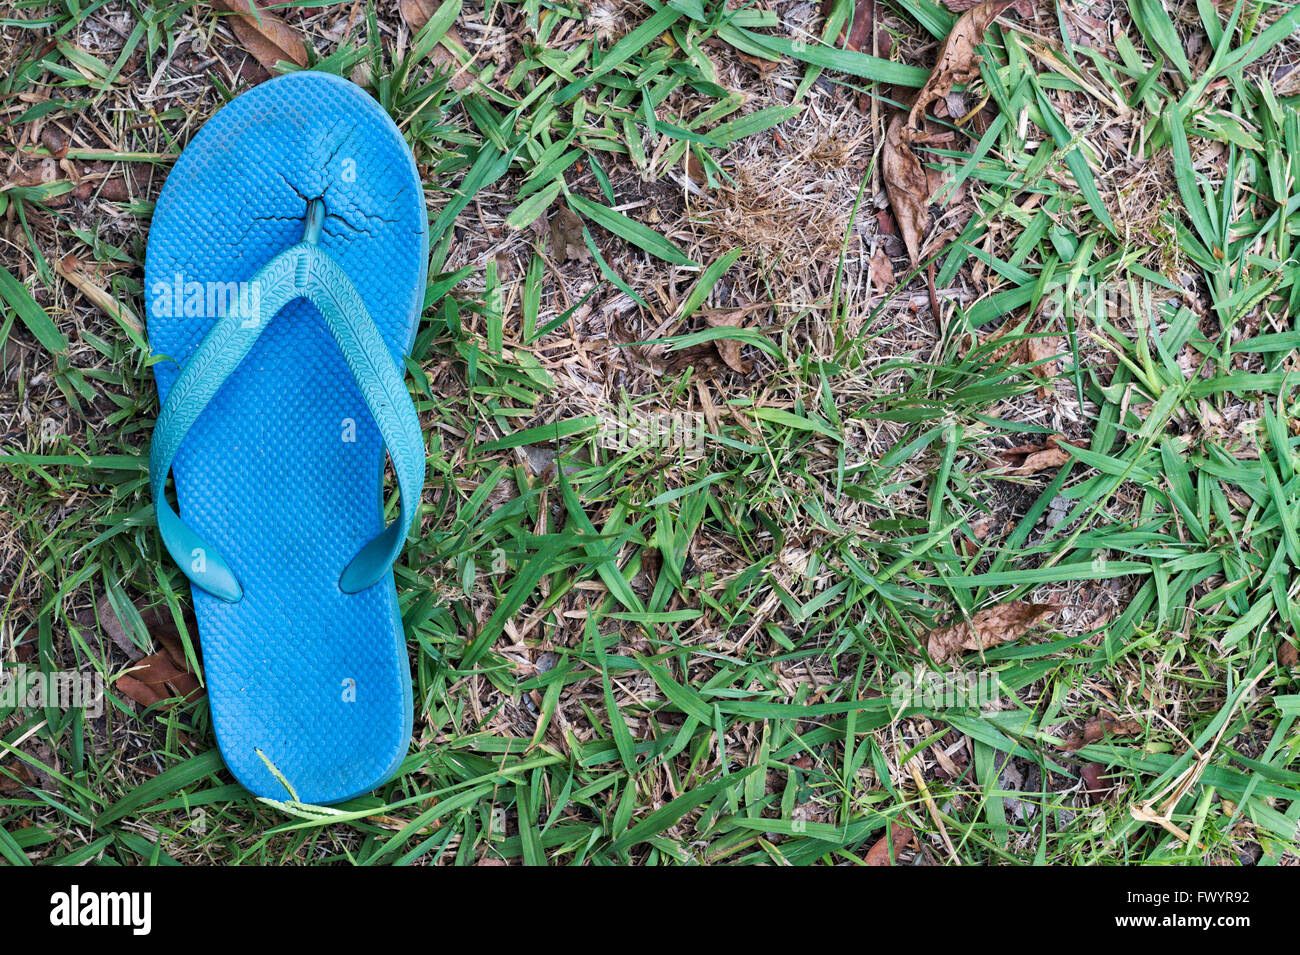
145,71,428,804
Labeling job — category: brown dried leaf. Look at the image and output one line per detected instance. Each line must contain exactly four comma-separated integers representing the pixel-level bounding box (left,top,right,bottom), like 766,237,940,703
118,650,202,710
686,150,707,184
926,601,1059,663
866,821,915,865
736,49,781,75
548,204,590,262
1010,448,1069,473
128,652,192,686
943,0,1034,16
1080,762,1117,803
1027,334,1061,394
153,621,201,677
9,158,58,188
925,162,947,201
908,0,1019,133
96,594,145,660
99,177,131,202
1062,712,1143,751
426,24,470,91
635,548,662,592
978,309,1027,358
40,125,69,159
211,0,308,74
369,794,440,833
100,597,204,710
397,0,438,31
704,310,752,374
0,759,39,794
661,343,722,376
822,0,873,52
56,254,143,334
1000,435,1071,474
1063,4,1108,45
869,246,896,292
822,0,894,60
115,674,167,709
883,114,930,268
1281,641,1299,667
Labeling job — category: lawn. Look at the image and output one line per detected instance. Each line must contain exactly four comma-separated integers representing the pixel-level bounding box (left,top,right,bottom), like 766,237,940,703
1,0,1299,865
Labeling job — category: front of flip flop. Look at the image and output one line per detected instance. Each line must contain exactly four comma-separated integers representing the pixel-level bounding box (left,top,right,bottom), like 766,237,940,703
145,71,428,804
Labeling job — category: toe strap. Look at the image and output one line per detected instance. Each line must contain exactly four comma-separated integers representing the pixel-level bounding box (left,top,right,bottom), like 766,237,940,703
150,206,425,601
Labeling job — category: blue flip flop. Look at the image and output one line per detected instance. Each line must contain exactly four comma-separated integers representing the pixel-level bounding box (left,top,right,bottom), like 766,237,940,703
144,71,428,804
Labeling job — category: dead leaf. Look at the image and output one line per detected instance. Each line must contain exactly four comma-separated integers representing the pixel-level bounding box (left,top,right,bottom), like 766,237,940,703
635,548,662,592
823,0,894,60
822,0,874,52
96,594,146,660
9,158,58,188
118,649,202,710
1062,3,1108,45
908,0,1018,133
211,0,308,74
977,309,1034,363
56,254,143,334
1080,762,1117,803
1008,447,1069,473
369,794,440,833
943,0,1033,17
100,596,204,710
1062,712,1143,751
1026,333,1061,395
662,343,720,375
12,157,141,208
0,759,39,794
882,114,930,269
398,0,438,31
428,24,471,90
98,177,131,202
40,125,69,159
869,246,896,292
1281,641,1298,667
548,204,590,262
926,601,1059,663
735,49,781,76
517,444,557,480
866,821,915,865
1000,434,1071,474
925,162,948,201
686,150,707,184
703,310,752,374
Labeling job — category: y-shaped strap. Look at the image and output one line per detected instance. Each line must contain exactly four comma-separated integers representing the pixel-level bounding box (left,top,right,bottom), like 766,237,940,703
150,201,425,602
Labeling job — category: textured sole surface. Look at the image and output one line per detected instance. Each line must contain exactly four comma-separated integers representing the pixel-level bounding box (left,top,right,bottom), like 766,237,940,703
145,71,427,804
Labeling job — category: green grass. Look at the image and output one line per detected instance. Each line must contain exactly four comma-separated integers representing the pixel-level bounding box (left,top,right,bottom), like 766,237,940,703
1,0,1299,864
